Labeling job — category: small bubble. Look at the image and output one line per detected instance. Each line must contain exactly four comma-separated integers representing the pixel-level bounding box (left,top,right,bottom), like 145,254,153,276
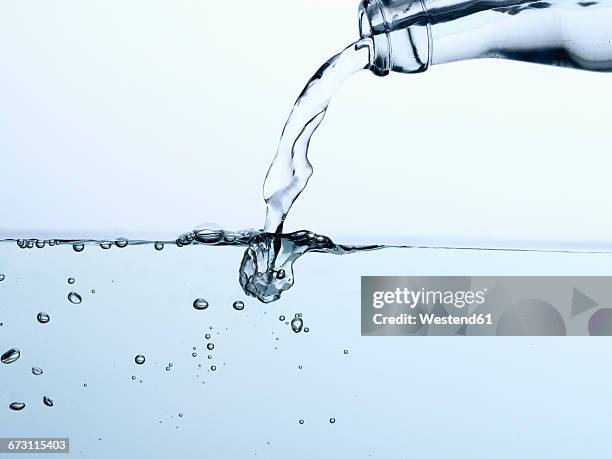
37,312,50,324
68,277,75,284
1,348,20,364
84,383,87,387
9,402,25,411
100,242,112,250
205,334,211,340
279,315,285,321
115,238,129,248
0,274,5,281
291,317,304,333
135,355,145,365
91,289,96,294
193,299,209,310
304,327,310,333
43,396,54,407
178,413,183,418
73,244,85,252
192,353,197,357
211,365,216,371
32,367,43,376
131,376,136,380
26,240,34,248
154,242,164,251
298,365,303,369
329,418,336,424
165,366,171,371
233,301,245,311
299,420,304,425
68,292,82,304
207,355,212,359
17,239,26,248
207,343,214,351
35,240,45,248
169,363,173,367
276,269,286,280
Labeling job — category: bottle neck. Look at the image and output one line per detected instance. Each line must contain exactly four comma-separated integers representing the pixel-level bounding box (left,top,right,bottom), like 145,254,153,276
359,0,431,75
361,0,612,74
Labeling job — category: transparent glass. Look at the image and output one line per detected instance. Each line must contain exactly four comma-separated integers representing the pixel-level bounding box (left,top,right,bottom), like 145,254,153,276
359,0,612,75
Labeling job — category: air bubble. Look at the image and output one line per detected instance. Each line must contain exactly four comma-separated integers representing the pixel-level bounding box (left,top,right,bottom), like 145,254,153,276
135,355,145,365
68,277,75,284
100,242,112,249
32,367,43,376
1,348,20,364
344,350,349,355
192,353,197,357
276,270,286,280
299,420,304,425
37,312,50,324
154,242,164,251
205,333,211,340
291,317,304,333
279,315,285,321
68,292,82,304
9,402,25,411
73,244,84,252
35,240,45,248
0,274,5,281
211,365,216,371
193,299,209,310
329,418,336,424
115,238,129,248
233,301,245,311
207,343,214,351
43,396,54,407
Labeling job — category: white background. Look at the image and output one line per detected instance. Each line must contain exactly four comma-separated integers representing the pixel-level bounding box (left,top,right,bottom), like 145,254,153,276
1,0,611,247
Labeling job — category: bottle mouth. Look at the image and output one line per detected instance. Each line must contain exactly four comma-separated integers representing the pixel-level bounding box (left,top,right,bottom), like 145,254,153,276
358,0,391,76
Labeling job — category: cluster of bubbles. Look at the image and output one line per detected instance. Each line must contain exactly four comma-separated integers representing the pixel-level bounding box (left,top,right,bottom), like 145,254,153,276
193,298,247,312
3,348,53,410
278,313,309,334
16,239,60,249
14,238,172,253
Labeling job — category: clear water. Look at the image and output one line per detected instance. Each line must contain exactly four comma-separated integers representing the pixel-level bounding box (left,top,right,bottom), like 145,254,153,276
3,241,612,457
263,39,372,233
